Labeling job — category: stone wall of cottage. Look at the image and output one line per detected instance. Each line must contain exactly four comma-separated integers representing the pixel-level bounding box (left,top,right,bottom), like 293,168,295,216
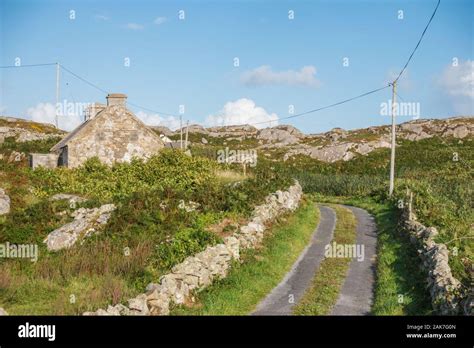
29,153,59,169
66,105,163,168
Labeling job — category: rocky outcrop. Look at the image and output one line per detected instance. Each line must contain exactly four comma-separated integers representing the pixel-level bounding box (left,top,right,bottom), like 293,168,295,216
207,125,258,137
398,117,474,141
183,124,209,134
150,126,174,137
283,139,391,163
0,125,63,144
283,118,473,162
354,138,391,156
44,203,116,251
84,182,303,316
326,127,348,142
0,188,10,215
257,125,305,146
399,122,432,141
401,200,472,315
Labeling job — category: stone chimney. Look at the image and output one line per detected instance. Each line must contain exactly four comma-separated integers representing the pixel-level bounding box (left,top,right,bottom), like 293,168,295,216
106,93,127,106
85,102,106,121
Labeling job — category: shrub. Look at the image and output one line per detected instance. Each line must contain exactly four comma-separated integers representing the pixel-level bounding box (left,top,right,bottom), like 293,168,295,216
29,149,218,201
296,172,386,197
154,228,220,270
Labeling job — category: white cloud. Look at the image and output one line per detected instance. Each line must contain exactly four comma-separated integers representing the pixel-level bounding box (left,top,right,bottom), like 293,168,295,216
95,14,109,21
206,98,278,128
126,23,144,30
26,103,185,132
241,65,319,87
154,17,167,25
26,102,82,131
439,60,474,98
136,111,182,130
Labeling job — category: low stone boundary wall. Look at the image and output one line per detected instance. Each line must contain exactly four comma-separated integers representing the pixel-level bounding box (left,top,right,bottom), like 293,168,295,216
84,181,303,316
29,153,58,169
400,193,472,315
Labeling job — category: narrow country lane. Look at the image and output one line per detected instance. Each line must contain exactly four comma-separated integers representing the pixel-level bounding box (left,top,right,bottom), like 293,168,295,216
253,205,336,315
331,206,377,315
253,204,378,316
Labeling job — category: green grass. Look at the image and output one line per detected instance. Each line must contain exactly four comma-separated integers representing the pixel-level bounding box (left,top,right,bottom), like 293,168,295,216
292,204,357,315
0,139,295,315
170,199,319,315
292,136,473,286
313,195,432,315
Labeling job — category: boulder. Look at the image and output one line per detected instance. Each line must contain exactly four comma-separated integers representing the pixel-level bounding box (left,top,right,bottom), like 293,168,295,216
257,125,304,145
0,188,10,215
444,125,470,139
326,127,348,142
128,294,149,315
309,143,354,162
44,204,116,251
400,122,424,134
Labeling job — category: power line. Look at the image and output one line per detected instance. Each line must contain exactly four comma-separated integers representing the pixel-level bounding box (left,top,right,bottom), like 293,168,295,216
247,84,390,127
59,64,109,94
0,59,391,127
60,64,181,117
393,90,405,102
1,62,182,119
127,101,181,118
0,1,441,127
394,0,441,83
388,0,440,196
0,62,57,69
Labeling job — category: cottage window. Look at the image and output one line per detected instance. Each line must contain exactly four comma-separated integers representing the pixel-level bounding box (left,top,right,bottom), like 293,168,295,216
130,131,138,141
96,132,105,141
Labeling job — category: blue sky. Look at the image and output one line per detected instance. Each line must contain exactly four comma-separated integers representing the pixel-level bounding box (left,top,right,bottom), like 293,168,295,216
0,0,472,132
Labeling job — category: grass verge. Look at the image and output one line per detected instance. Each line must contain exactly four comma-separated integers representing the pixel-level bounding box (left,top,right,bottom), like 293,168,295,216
311,194,432,315
170,198,319,315
292,204,357,315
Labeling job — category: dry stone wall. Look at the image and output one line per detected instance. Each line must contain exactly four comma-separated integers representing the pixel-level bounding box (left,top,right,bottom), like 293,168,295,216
84,181,303,316
401,205,472,315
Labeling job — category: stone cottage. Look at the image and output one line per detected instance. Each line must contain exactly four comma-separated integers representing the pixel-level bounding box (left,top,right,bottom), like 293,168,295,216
48,93,164,168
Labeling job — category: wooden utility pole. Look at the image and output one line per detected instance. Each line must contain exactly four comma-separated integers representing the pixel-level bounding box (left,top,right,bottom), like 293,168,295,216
185,120,189,149
180,115,183,150
55,62,60,129
389,81,397,196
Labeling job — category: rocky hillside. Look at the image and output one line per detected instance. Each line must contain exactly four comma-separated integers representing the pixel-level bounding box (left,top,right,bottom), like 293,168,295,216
156,116,474,163
2,115,473,163
0,116,66,143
